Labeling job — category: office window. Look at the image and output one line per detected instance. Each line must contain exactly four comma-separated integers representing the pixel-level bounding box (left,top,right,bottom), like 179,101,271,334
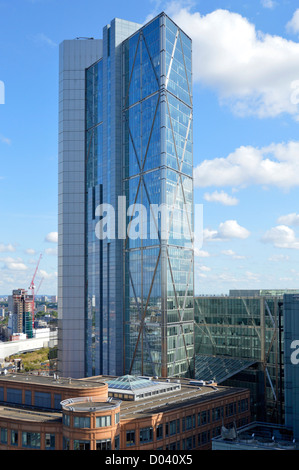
0,427,7,444
63,414,70,426
186,415,192,430
126,430,135,446
96,415,111,427
200,410,210,425
45,433,55,450
34,391,51,409
226,402,236,417
74,440,90,450
169,420,177,436
63,437,70,450
22,432,41,449
199,431,210,446
7,388,22,405
212,407,223,422
140,427,153,444
115,412,120,424
11,430,18,446
115,435,120,450
25,390,32,406
186,437,192,450
238,399,248,413
54,394,62,410
96,439,111,450
74,416,90,428
156,424,163,440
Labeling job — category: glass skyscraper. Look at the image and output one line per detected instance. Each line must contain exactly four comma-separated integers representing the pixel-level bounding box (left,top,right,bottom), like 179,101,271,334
194,293,285,423
58,13,194,379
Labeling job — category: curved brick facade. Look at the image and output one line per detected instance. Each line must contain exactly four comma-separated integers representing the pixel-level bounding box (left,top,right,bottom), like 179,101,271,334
0,373,250,450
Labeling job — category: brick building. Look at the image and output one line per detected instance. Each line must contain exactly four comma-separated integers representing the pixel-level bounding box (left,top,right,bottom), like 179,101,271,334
0,373,250,450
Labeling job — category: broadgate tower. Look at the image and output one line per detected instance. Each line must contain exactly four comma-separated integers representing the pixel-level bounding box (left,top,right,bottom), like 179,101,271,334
58,13,194,379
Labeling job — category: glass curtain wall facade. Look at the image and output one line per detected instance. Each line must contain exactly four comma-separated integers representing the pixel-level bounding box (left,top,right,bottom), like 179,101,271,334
284,294,299,440
122,14,194,378
84,19,141,377
60,14,194,379
194,296,284,423
85,59,104,376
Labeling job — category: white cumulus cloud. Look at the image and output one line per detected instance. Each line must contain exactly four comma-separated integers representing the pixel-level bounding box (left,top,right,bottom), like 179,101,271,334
261,0,276,9
0,257,28,271
204,190,239,206
25,248,36,255
204,220,250,241
268,254,290,262
199,265,211,272
45,232,58,243
45,247,58,256
262,225,299,249
0,244,16,253
221,249,246,259
277,213,299,226
39,269,57,280
194,141,299,190
167,5,299,118
286,9,299,35
194,249,210,257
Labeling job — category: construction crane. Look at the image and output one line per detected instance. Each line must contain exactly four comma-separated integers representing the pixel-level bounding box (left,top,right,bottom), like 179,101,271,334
35,277,44,296
28,254,42,329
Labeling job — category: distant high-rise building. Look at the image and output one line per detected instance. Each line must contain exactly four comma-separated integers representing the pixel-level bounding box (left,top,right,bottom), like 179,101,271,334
58,13,194,379
11,289,33,338
7,295,13,313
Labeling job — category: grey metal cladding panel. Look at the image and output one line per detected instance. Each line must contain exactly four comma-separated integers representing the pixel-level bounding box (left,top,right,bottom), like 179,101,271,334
111,18,142,46
59,39,103,71
58,39,103,379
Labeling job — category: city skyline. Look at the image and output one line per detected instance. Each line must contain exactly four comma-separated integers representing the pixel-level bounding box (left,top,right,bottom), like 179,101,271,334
1,0,299,296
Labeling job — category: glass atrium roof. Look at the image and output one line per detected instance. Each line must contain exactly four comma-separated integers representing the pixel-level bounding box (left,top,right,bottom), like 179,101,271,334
106,375,181,401
107,375,160,391
195,355,257,384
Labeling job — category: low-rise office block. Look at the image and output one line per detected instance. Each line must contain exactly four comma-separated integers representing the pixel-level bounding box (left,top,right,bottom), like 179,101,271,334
0,373,250,450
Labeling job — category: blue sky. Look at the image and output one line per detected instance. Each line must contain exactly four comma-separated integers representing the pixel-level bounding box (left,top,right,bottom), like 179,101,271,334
1,0,299,295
